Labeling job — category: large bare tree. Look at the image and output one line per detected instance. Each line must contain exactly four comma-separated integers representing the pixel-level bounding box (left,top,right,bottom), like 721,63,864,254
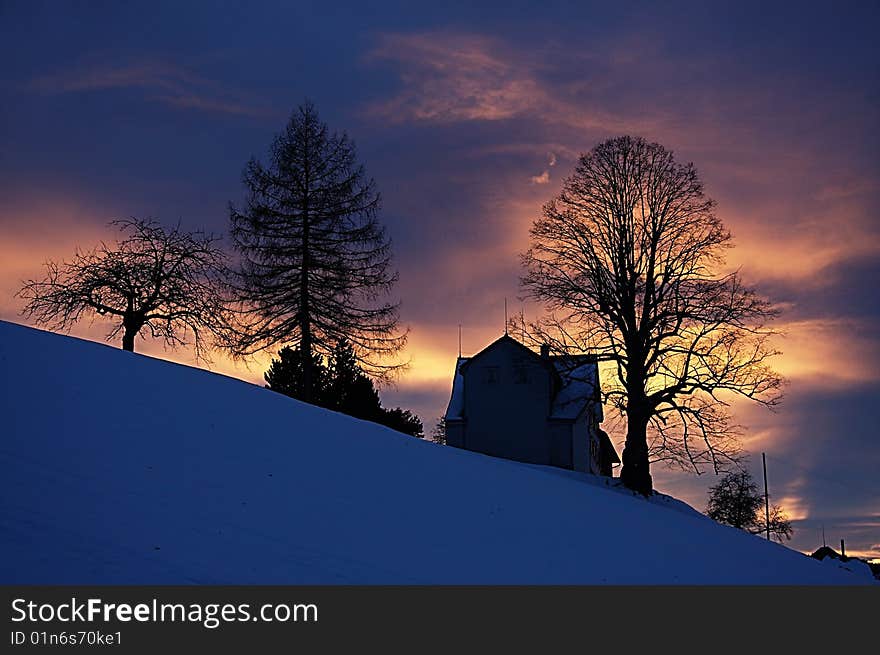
229,100,406,401
18,217,230,359
521,136,783,494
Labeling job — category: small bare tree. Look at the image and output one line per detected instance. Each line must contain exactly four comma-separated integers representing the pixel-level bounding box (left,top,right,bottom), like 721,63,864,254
706,470,793,542
18,217,230,359
521,136,783,494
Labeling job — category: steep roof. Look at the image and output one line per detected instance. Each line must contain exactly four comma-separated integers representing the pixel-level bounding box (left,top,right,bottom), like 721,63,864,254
457,334,541,375
445,334,601,423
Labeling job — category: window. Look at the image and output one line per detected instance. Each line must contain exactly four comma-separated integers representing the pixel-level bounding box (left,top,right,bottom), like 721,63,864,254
485,366,500,384
513,365,529,384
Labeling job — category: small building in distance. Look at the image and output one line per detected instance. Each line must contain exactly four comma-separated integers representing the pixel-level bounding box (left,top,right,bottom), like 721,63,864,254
444,334,618,476
811,545,880,581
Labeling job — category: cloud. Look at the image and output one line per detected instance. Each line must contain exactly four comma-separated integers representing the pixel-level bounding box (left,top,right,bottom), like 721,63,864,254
772,318,880,386
368,29,880,333
29,61,192,94
366,29,880,301
28,60,275,118
365,32,636,134
529,170,550,184
365,32,540,123
529,153,556,183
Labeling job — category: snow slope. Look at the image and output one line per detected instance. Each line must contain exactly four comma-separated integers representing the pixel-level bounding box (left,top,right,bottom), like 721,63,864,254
0,321,868,584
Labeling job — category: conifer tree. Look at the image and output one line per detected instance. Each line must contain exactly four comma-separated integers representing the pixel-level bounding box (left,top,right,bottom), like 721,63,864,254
264,338,422,437
230,101,406,402
264,345,330,405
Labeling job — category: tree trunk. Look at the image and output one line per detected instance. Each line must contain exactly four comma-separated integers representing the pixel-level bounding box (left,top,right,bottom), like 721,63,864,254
300,329,312,402
300,169,313,403
121,308,142,353
620,402,653,495
122,324,136,352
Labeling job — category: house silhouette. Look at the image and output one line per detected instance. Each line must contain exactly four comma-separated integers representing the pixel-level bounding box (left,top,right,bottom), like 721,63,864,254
444,334,618,475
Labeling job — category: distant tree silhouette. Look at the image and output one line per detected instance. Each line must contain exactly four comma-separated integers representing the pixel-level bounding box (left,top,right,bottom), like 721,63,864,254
18,218,229,359
706,470,793,542
380,408,424,439
264,345,331,405
326,340,383,421
431,417,447,445
521,136,783,494
229,100,406,402
265,338,423,437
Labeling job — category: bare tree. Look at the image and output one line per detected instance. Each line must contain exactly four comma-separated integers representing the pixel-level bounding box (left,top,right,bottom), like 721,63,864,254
706,470,794,542
521,136,783,494
229,100,406,401
18,217,230,359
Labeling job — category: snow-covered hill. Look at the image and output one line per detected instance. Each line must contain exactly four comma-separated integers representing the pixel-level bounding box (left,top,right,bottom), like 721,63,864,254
0,321,868,584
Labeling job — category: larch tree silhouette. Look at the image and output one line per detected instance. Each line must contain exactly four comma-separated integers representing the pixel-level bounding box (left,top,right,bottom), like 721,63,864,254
228,100,406,402
521,136,783,495
17,217,230,359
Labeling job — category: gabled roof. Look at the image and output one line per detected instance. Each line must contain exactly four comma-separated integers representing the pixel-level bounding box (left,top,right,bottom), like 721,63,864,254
444,334,601,423
457,334,542,375
811,546,847,561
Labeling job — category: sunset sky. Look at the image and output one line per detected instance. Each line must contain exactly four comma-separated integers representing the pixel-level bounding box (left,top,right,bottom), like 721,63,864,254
1,1,878,559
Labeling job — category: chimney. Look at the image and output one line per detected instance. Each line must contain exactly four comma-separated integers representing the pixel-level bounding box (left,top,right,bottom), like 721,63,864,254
540,343,550,359
840,539,846,557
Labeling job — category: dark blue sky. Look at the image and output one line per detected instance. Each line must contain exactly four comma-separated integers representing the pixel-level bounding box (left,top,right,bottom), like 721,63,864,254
1,0,878,559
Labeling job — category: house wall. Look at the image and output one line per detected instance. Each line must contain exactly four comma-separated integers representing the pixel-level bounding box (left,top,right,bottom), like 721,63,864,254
461,340,553,466
445,420,465,448
573,412,592,473
548,422,572,469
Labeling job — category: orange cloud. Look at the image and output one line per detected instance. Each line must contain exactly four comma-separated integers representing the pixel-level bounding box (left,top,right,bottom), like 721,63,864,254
720,177,880,283
772,319,880,386
367,29,880,303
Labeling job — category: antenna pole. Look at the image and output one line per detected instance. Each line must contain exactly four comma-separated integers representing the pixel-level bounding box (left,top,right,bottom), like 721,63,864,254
458,324,462,358
504,298,508,335
762,452,770,541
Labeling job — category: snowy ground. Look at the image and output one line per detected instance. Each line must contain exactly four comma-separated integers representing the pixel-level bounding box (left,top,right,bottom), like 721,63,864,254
0,320,870,584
